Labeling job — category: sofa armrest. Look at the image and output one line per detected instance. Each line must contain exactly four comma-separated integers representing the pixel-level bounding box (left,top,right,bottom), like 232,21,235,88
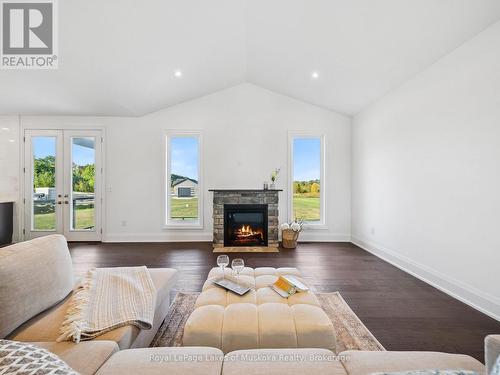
486,335,500,375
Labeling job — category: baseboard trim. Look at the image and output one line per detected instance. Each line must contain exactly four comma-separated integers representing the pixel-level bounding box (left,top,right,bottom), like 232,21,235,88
298,233,351,242
104,232,213,242
104,232,351,243
351,235,500,322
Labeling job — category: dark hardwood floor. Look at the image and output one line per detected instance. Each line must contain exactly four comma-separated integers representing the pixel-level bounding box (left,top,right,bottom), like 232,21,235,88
68,241,500,362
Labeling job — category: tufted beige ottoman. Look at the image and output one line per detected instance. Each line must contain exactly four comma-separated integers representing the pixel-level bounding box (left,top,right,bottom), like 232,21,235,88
183,267,336,354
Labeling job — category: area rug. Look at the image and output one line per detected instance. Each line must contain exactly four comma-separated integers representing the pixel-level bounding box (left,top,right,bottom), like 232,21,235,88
213,246,279,253
150,291,385,352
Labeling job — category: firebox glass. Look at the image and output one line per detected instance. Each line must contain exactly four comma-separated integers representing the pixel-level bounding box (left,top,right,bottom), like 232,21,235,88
225,207,267,247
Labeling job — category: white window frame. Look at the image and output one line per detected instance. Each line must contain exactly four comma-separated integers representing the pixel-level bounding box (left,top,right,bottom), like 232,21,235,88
288,132,327,229
163,130,204,229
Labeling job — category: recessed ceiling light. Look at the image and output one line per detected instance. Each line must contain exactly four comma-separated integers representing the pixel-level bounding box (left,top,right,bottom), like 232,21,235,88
174,70,183,78
311,71,320,80
8,139,15,143
1,127,9,131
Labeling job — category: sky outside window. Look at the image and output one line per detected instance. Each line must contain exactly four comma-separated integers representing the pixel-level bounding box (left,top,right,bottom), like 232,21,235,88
171,137,199,180
33,137,94,166
293,138,321,181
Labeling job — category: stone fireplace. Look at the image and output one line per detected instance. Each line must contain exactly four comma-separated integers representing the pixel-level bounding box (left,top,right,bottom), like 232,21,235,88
210,189,281,248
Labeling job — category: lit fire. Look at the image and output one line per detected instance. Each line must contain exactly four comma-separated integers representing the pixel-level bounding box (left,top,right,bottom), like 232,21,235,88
231,223,264,245
236,225,262,238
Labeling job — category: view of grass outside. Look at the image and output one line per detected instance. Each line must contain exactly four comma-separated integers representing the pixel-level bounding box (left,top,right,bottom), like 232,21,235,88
293,179,321,221
292,137,322,222
33,201,55,230
33,205,94,230
72,202,95,230
171,197,198,219
293,189,320,221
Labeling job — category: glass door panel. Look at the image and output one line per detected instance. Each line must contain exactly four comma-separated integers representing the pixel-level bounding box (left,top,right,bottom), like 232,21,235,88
63,130,102,241
25,130,64,239
70,137,96,231
32,137,57,231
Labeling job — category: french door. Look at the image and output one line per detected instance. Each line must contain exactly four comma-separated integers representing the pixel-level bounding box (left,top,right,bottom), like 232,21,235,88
24,130,103,241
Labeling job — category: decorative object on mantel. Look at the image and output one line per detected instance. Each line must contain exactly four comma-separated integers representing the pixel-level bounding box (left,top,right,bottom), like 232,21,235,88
280,219,303,249
270,168,280,189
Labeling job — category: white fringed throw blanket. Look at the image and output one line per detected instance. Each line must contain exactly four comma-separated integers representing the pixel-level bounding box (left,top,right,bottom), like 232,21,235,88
57,266,156,343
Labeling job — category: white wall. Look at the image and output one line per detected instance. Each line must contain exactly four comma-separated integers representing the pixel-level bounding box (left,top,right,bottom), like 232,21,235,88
17,83,351,242
352,21,500,320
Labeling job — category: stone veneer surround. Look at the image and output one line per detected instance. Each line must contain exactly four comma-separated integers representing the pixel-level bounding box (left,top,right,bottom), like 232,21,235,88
210,189,281,248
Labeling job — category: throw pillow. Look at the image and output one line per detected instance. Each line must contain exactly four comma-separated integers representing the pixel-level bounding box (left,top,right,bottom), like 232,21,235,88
0,340,79,375
492,355,500,375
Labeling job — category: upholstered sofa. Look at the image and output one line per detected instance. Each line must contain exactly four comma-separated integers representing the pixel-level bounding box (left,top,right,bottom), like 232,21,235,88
0,234,178,373
94,345,492,375
0,235,496,375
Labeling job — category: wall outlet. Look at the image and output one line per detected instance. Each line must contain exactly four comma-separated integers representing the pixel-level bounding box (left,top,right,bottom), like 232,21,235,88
370,227,375,235
121,220,127,227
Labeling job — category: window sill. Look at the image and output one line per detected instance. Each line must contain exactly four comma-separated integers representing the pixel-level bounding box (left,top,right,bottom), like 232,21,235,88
302,223,328,230
163,222,204,230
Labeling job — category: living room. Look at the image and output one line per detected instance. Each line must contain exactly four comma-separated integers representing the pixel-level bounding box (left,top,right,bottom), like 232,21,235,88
0,1,499,374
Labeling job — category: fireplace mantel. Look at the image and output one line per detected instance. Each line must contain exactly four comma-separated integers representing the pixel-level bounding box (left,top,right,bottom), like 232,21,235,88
211,189,280,248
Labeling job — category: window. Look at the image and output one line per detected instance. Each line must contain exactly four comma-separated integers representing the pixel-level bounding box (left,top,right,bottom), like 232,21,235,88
289,134,325,226
164,132,203,228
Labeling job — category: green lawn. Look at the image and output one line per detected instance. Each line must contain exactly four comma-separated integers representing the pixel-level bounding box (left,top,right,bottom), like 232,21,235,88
293,194,320,221
171,197,198,219
73,207,95,229
34,207,94,230
34,211,56,230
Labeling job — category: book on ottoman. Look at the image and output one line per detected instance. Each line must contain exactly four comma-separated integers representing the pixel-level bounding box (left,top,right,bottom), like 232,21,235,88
271,275,309,298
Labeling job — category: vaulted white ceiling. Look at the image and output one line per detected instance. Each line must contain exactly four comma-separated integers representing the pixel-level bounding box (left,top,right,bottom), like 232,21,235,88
1,0,499,116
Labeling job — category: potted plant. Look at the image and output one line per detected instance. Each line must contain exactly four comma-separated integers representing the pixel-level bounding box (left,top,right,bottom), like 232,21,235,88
280,219,303,249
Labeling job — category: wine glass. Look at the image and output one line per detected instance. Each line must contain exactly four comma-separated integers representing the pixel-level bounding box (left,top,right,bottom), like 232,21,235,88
231,258,245,283
217,255,229,279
